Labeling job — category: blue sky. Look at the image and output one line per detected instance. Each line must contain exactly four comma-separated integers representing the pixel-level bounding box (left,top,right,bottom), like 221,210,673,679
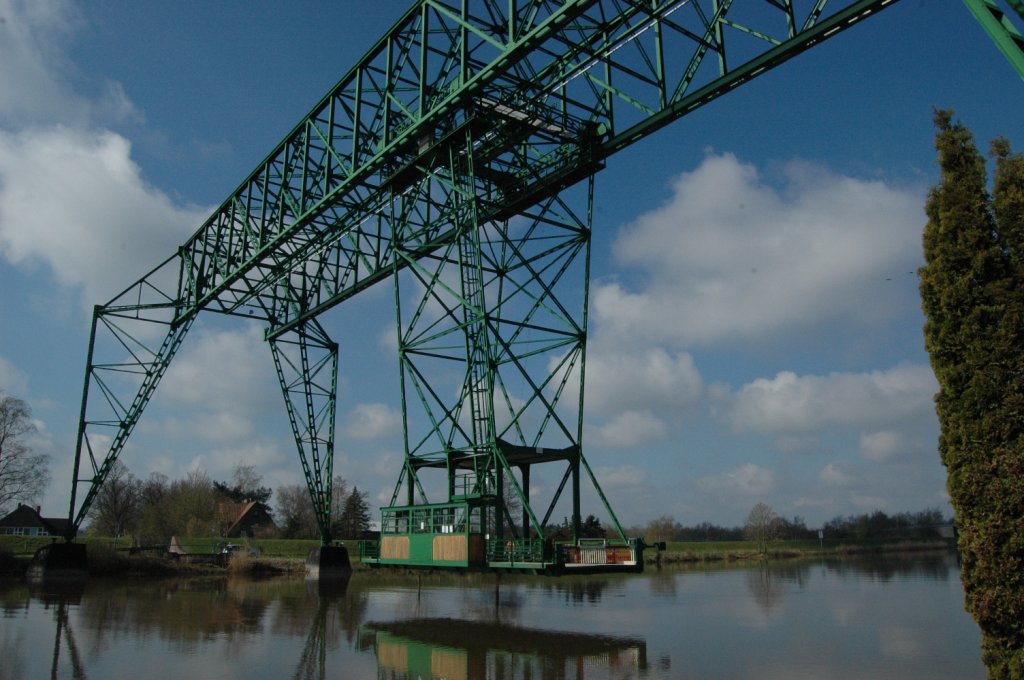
1,1,1022,529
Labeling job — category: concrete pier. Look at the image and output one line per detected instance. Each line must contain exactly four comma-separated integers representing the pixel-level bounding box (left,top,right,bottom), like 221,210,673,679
27,543,88,584
305,544,352,579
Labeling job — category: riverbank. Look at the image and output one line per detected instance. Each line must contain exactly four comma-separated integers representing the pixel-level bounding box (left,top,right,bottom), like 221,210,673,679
649,537,954,565
1,535,954,579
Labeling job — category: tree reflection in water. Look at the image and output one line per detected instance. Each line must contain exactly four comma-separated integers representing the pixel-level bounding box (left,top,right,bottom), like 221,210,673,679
827,551,955,582
745,565,789,615
537,575,612,604
27,575,374,680
741,552,957,615
6,551,974,680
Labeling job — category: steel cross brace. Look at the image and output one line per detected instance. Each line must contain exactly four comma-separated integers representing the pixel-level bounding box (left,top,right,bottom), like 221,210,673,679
963,0,1024,79
270,320,339,543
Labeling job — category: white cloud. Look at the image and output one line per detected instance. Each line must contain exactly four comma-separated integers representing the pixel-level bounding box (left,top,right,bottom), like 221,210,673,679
0,355,29,394
594,464,648,491
159,323,279,423
729,363,937,434
376,322,398,353
585,347,703,416
860,430,923,463
0,1,196,308
588,410,667,448
850,492,891,512
200,440,289,479
0,0,81,126
774,435,823,455
342,402,402,440
819,462,853,487
0,127,208,306
0,0,140,128
698,463,776,497
593,152,924,348
552,346,702,449
149,412,255,444
24,415,56,457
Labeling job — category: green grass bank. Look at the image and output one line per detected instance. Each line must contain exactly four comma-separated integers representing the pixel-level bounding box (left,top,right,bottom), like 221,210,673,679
1,534,954,578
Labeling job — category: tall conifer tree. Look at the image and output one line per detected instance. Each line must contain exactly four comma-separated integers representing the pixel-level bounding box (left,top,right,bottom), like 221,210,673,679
920,110,1024,678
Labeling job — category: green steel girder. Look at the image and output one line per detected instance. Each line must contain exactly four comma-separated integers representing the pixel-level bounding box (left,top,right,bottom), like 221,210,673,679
963,0,1024,79
173,0,904,341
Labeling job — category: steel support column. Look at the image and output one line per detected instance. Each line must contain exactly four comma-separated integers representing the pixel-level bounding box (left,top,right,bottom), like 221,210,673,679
270,320,339,543
65,256,192,539
389,119,626,542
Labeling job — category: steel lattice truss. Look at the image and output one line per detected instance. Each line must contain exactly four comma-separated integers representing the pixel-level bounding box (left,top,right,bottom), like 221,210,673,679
68,0,923,542
963,0,1024,78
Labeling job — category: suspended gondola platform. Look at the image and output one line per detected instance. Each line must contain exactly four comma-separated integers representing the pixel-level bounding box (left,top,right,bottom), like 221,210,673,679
360,502,646,575
359,442,648,575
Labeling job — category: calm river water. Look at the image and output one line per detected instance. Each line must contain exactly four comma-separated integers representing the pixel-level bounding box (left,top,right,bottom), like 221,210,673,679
0,552,983,679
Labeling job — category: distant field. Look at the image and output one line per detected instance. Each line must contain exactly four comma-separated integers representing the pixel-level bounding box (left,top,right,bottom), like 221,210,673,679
663,539,817,555
654,537,952,563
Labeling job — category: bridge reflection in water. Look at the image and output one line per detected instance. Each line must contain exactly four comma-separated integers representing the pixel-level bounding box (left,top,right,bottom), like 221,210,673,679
3,553,982,680
35,583,89,680
364,617,649,680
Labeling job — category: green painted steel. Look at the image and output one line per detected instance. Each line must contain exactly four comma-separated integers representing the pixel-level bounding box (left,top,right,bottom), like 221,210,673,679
385,111,610,549
66,256,193,535
270,321,339,542
377,501,487,567
964,0,1024,79
169,0,905,341
76,0,1024,547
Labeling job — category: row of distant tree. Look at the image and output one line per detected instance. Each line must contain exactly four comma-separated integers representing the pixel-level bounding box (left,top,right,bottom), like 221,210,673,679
627,504,951,546
87,461,371,543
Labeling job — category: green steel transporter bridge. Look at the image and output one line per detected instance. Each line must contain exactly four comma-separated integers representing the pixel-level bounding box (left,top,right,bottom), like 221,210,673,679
61,0,1023,574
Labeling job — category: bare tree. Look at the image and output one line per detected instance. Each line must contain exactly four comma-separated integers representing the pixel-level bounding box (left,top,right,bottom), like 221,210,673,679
214,463,272,504
644,515,683,544
330,473,349,527
135,472,170,543
276,483,319,538
88,460,141,539
744,502,780,554
231,464,262,495
0,394,49,514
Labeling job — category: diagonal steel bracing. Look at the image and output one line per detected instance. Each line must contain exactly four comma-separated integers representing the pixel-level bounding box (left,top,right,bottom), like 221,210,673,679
176,0,905,339
963,0,1024,78
67,257,192,534
270,321,339,542
389,117,622,542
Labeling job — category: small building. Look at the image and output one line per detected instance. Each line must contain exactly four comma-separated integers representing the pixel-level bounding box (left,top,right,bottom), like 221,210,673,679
0,504,70,537
218,501,277,539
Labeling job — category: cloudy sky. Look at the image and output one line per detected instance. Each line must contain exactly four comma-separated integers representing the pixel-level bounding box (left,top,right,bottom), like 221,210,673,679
1,1,1022,529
